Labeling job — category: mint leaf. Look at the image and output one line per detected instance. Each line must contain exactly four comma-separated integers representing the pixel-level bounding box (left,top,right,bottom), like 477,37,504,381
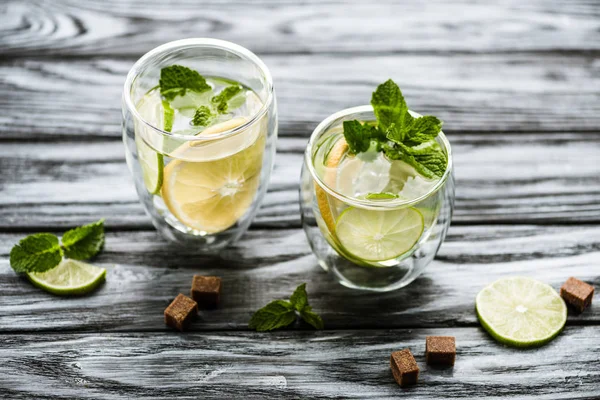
371,79,408,134
159,65,211,101
211,85,243,114
300,307,324,330
191,106,213,126
62,219,105,260
386,142,448,179
162,100,174,132
366,192,399,200
343,120,373,154
10,233,62,273
397,116,442,147
289,283,308,311
249,300,296,331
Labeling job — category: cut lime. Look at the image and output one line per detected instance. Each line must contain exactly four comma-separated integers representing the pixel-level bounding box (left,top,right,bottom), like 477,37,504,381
136,134,163,194
27,259,106,295
334,207,424,262
476,276,567,347
135,91,166,194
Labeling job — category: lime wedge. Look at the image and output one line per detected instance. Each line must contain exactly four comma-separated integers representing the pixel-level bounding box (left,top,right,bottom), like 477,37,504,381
136,134,163,194
27,259,106,295
135,91,166,194
476,276,567,347
334,207,424,262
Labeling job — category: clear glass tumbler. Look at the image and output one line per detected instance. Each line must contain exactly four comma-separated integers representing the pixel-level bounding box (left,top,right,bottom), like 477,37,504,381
123,39,277,251
300,106,454,291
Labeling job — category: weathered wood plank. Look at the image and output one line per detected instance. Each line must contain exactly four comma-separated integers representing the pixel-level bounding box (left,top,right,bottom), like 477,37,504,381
1,54,599,137
2,0,600,58
0,327,599,399
1,133,599,229
0,225,598,332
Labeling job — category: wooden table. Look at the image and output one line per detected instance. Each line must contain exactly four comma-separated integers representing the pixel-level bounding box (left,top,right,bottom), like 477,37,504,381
1,0,599,398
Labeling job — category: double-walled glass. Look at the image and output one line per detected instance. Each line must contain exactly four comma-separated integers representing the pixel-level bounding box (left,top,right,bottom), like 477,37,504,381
300,106,454,292
123,39,277,251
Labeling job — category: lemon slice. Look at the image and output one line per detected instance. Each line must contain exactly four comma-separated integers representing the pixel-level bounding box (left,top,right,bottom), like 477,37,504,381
27,259,106,295
161,119,265,234
334,207,424,262
476,276,567,347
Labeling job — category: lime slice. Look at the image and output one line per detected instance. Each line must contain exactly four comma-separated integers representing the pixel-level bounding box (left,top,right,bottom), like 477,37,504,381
135,91,165,194
27,259,106,295
136,135,163,194
476,276,567,347
334,207,424,262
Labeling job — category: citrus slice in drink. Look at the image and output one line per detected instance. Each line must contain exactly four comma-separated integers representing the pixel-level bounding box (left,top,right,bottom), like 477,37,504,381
334,207,424,261
136,135,164,194
315,136,348,234
27,259,106,295
135,91,166,194
476,276,567,347
161,119,264,234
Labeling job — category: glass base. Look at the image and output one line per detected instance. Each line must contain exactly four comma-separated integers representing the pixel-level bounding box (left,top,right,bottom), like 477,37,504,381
315,245,429,292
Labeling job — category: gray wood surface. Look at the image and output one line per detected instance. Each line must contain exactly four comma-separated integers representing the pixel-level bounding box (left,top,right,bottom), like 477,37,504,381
1,0,599,398
1,133,599,229
1,225,599,332
1,327,599,399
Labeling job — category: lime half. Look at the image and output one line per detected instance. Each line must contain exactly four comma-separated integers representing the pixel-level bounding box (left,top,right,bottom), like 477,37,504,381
476,276,567,347
334,207,424,262
27,259,106,295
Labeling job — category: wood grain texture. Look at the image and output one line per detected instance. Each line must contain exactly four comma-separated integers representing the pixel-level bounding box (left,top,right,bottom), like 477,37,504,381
1,54,599,137
1,133,599,230
1,225,598,332
1,327,599,399
2,0,600,58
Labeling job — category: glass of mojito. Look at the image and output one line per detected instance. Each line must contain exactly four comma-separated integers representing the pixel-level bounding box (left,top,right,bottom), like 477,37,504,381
122,39,277,251
300,80,454,291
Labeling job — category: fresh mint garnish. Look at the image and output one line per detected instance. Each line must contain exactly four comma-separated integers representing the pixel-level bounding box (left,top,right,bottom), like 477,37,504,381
10,233,63,273
289,282,309,311
10,220,105,274
211,85,243,114
249,283,324,331
191,105,214,126
248,300,297,332
343,79,447,179
159,65,211,101
365,192,399,200
62,219,105,260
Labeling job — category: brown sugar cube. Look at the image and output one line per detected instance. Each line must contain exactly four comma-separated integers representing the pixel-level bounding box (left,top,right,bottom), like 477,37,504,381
164,294,197,331
390,349,419,387
191,275,222,309
561,277,594,313
426,336,456,366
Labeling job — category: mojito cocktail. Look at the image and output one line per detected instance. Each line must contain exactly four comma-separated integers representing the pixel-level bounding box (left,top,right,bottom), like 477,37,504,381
123,39,277,251
300,80,454,291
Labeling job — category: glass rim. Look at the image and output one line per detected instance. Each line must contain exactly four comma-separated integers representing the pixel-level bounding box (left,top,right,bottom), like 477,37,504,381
123,38,274,142
305,105,453,209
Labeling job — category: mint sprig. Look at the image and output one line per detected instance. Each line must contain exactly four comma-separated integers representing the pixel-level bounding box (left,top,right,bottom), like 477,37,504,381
191,105,213,126
211,85,243,114
9,234,63,273
9,219,105,274
62,219,105,260
159,65,211,101
343,79,447,179
249,283,324,331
